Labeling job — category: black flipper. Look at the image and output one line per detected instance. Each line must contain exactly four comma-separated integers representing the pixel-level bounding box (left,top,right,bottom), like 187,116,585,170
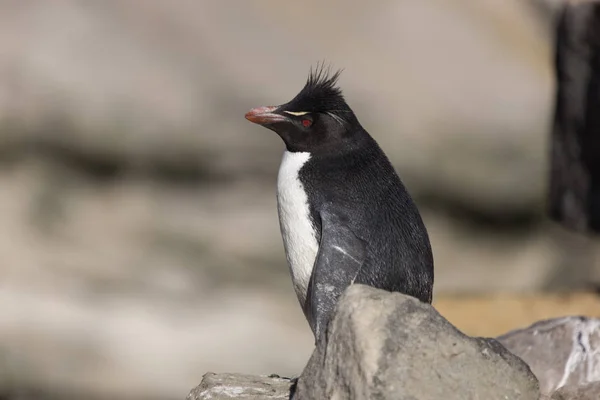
304,206,366,342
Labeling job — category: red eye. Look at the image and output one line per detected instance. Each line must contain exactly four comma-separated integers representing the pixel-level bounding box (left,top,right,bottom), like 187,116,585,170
302,119,312,127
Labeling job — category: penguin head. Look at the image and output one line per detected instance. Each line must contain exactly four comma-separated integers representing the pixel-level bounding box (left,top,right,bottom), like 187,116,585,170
245,66,362,153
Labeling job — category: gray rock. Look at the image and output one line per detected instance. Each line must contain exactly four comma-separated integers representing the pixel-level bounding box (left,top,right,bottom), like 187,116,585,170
498,316,600,395
186,373,293,400
294,284,540,400
550,382,600,400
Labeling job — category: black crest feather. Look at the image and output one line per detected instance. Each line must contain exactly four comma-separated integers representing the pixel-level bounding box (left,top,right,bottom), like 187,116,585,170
282,63,351,117
304,63,343,101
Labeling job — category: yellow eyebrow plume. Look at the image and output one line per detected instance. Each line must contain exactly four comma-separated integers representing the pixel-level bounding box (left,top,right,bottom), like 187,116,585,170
283,111,310,116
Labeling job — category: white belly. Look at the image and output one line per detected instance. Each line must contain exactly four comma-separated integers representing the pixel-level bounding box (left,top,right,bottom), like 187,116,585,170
276,151,319,305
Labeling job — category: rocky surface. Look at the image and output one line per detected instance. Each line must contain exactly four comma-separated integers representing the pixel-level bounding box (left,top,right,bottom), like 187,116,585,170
188,286,600,400
499,316,600,395
293,285,540,400
185,373,292,400
188,375,600,400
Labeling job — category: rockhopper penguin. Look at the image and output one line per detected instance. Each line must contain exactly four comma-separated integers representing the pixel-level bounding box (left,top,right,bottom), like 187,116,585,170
245,66,434,341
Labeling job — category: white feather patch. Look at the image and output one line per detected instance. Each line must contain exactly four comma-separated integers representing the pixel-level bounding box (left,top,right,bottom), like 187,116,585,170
277,151,319,305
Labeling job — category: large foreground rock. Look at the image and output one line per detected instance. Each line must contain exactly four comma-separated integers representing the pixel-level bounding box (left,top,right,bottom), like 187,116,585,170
187,287,600,400
499,316,600,395
294,285,540,400
188,284,541,400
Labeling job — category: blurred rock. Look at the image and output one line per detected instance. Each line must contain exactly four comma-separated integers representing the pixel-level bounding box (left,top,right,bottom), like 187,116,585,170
498,316,600,395
186,373,292,400
0,0,555,213
294,285,540,400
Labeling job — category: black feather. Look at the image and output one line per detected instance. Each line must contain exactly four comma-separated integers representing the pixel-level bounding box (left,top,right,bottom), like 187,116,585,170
281,63,352,119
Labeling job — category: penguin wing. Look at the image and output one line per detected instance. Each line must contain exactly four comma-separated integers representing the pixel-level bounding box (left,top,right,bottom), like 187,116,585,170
304,206,366,341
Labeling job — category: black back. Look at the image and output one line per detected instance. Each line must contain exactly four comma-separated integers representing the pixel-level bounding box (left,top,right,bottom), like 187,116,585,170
300,130,434,303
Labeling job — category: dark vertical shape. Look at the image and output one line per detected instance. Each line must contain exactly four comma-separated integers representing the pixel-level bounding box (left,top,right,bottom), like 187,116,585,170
549,1,600,234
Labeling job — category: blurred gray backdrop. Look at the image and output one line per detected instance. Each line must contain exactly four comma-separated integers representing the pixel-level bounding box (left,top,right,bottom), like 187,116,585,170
0,1,597,400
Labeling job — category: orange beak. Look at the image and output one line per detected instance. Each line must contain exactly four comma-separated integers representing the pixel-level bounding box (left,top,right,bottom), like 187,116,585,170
245,106,288,125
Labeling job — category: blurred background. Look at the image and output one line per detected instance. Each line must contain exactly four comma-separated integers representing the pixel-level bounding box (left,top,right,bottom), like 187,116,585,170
1,1,600,399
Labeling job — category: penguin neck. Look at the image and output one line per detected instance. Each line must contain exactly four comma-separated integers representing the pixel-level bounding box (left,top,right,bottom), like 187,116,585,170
304,130,383,168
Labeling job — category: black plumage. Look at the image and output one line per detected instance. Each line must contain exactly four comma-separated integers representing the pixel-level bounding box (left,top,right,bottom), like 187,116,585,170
246,65,434,341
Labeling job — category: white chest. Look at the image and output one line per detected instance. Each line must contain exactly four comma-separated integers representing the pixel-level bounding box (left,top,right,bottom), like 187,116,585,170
276,151,319,305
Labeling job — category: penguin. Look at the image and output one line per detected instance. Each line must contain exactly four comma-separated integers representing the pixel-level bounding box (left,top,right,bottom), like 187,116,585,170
245,66,434,341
